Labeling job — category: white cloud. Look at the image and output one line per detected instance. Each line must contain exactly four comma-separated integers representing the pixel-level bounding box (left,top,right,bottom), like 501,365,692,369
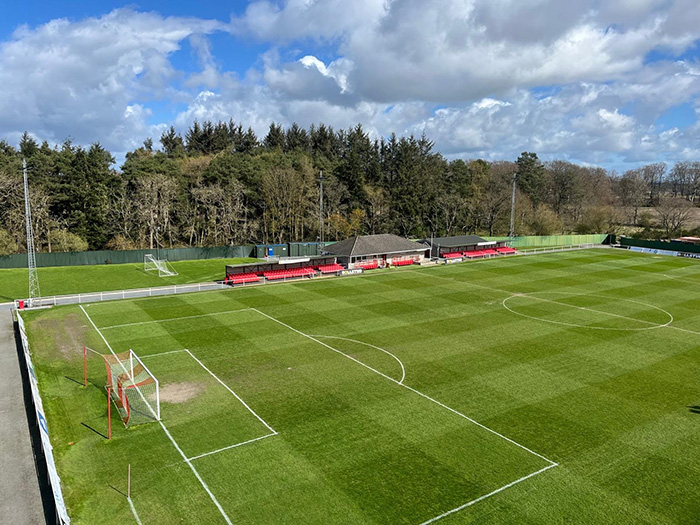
0,9,223,152
2,2,700,171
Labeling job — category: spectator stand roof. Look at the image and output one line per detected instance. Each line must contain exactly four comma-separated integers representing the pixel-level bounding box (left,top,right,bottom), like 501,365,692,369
225,256,336,276
324,234,427,258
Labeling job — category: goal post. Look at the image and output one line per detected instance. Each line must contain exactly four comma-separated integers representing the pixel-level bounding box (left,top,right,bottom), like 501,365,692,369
144,253,178,277
103,349,160,427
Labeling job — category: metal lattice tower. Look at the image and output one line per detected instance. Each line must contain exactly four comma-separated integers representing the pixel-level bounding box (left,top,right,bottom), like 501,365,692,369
23,158,41,307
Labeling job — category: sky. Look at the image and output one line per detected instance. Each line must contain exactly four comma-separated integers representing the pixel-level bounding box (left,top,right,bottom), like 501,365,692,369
1,0,700,172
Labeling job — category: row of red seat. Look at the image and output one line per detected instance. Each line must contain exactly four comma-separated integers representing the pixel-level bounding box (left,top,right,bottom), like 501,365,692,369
264,267,316,280
442,247,518,259
318,263,344,274
224,272,260,284
392,258,416,266
355,260,379,270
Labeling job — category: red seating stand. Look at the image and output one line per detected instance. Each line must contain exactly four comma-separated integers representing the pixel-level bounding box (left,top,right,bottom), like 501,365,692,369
318,264,344,274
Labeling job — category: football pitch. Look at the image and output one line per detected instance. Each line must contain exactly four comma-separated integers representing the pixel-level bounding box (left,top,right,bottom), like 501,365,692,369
22,248,700,523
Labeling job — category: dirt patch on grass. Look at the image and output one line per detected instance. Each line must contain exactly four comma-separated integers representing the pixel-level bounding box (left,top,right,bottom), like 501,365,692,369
159,382,205,404
33,313,89,360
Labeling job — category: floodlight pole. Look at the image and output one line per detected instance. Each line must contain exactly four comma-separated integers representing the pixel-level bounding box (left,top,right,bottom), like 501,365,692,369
509,172,518,239
318,171,327,243
23,158,41,307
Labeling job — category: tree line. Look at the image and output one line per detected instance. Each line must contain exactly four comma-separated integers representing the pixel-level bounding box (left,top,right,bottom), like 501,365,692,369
0,121,697,255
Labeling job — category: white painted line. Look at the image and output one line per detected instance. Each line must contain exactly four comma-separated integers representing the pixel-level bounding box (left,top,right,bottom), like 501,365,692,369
502,292,673,331
79,306,233,525
100,308,254,329
185,349,277,435
159,421,233,525
419,463,558,524
188,432,277,461
128,497,142,525
411,269,699,336
309,334,406,384
139,349,190,358
252,308,556,466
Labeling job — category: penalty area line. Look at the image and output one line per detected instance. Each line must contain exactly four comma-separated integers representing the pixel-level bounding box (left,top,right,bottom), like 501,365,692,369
419,463,558,524
188,432,277,462
184,349,277,435
99,308,255,330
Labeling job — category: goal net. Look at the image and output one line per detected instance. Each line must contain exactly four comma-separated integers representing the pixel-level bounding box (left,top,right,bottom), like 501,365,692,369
144,253,178,277
103,350,160,427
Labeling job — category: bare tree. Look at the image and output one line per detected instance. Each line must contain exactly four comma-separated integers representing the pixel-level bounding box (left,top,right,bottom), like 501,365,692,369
640,162,666,205
655,197,694,237
134,173,178,249
617,169,647,225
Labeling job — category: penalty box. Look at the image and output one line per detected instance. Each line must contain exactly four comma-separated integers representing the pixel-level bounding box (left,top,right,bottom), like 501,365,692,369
98,306,556,523
137,349,275,460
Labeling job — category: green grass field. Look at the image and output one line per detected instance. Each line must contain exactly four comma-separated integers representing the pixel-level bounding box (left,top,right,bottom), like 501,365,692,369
0,257,258,302
22,248,700,524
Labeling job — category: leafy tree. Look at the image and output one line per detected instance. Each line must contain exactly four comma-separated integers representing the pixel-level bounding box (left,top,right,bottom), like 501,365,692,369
264,123,285,150
516,152,547,206
160,126,185,157
0,228,18,256
48,229,88,252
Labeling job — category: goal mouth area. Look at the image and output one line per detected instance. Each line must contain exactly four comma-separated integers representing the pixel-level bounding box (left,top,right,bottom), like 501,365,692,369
144,254,179,277
103,350,161,427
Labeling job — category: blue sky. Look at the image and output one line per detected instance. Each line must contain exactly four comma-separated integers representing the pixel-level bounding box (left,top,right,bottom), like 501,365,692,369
1,1,700,172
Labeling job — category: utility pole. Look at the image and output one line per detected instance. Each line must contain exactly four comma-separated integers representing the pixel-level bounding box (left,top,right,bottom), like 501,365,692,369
318,171,326,243
509,172,518,238
23,158,41,307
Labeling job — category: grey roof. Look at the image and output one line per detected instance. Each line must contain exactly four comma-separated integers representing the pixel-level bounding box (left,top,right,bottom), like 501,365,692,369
325,234,427,257
424,235,488,248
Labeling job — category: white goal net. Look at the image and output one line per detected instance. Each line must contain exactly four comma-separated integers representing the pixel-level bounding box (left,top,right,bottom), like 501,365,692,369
144,253,178,277
104,349,160,427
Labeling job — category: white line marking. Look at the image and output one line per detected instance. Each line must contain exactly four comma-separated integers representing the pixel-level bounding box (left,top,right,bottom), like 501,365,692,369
419,463,558,524
502,292,673,331
188,432,277,461
309,334,406,384
128,498,142,525
139,349,190,358
79,306,233,525
252,308,556,466
184,349,277,435
99,308,254,329
158,421,233,525
409,269,700,337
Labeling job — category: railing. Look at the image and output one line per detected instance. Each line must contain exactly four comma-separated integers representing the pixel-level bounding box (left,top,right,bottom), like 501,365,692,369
15,281,230,309
516,243,602,255
13,273,328,310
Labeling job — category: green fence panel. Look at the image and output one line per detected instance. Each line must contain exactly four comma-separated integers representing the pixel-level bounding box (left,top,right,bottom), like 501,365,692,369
484,234,608,248
619,237,700,254
0,245,255,269
288,242,328,257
